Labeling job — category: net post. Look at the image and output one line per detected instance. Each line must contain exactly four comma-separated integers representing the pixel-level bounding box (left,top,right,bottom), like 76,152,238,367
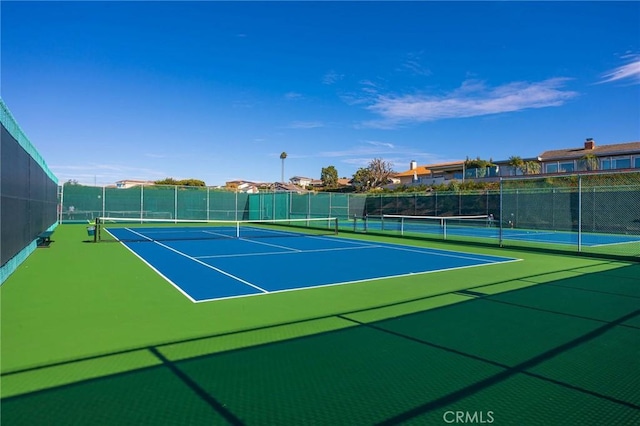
400,216,404,236
334,217,339,235
236,221,240,238
94,217,99,243
443,218,447,240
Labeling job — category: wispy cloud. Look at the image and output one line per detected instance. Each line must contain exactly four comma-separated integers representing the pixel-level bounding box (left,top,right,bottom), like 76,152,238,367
322,70,344,85
366,140,395,149
285,121,324,129
284,92,303,100
599,54,640,85
362,78,578,128
401,52,431,76
52,163,167,185
308,140,450,172
318,140,416,159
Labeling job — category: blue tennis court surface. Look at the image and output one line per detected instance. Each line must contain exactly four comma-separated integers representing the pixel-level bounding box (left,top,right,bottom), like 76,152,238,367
107,226,519,302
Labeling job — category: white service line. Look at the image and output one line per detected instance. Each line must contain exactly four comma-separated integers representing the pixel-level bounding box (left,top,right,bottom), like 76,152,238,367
312,234,516,263
195,244,381,259
124,228,268,294
238,237,302,252
202,230,236,238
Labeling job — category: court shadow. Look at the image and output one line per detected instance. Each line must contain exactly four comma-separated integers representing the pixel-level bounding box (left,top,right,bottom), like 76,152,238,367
2,265,639,425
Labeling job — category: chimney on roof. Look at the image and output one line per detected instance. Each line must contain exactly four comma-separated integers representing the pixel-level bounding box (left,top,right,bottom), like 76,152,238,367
410,160,417,170
584,138,595,150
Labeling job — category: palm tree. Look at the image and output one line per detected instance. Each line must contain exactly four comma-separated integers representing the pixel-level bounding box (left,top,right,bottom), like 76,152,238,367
280,152,287,183
508,156,524,176
523,161,541,175
579,154,598,171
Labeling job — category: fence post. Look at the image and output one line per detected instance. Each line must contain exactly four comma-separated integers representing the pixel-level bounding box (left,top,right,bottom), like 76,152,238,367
499,178,503,247
174,185,178,223
140,184,144,222
59,184,65,223
578,175,582,252
435,191,438,216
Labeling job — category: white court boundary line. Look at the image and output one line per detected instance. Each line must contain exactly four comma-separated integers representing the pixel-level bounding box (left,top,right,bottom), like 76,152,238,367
123,228,269,294
308,234,519,263
195,244,381,259
238,237,302,252
193,257,523,303
590,239,640,248
112,228,521,303
105,228,197,302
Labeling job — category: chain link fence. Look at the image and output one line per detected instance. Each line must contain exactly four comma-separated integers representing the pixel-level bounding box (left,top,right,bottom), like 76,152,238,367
59,171,640,259
500,171,640,257
2,99,58,283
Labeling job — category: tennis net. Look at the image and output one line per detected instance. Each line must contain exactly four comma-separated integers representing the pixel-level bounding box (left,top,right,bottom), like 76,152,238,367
355,214,493,239
94,217,339,243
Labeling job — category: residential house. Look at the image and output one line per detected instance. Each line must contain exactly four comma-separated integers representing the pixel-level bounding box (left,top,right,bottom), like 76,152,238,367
115,179,156,189
272,182,306,192
395,138,640,186
539,139,640,173
225,180,261,193
395,160,466,186
290,176,313,188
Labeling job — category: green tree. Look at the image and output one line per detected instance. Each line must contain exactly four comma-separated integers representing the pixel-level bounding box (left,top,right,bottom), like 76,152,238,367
155,178,179,185
321,165,339,188
464,157,495,178
64,179,80,186
177,179,206,187
155,178,205,186
352,167,373,192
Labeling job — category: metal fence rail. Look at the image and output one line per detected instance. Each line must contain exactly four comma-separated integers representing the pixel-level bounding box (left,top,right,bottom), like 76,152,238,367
58,171,640,258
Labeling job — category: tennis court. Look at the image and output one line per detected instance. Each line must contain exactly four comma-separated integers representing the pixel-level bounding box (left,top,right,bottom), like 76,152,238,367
2,223,639,425
358,214,640,247
102,220,518,302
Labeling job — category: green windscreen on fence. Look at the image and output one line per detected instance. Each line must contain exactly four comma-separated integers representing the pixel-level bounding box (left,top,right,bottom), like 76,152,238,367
59,172,640,259
1,98,58,283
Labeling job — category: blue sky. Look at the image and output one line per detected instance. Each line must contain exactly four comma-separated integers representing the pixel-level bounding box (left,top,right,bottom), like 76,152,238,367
2,1,639,186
